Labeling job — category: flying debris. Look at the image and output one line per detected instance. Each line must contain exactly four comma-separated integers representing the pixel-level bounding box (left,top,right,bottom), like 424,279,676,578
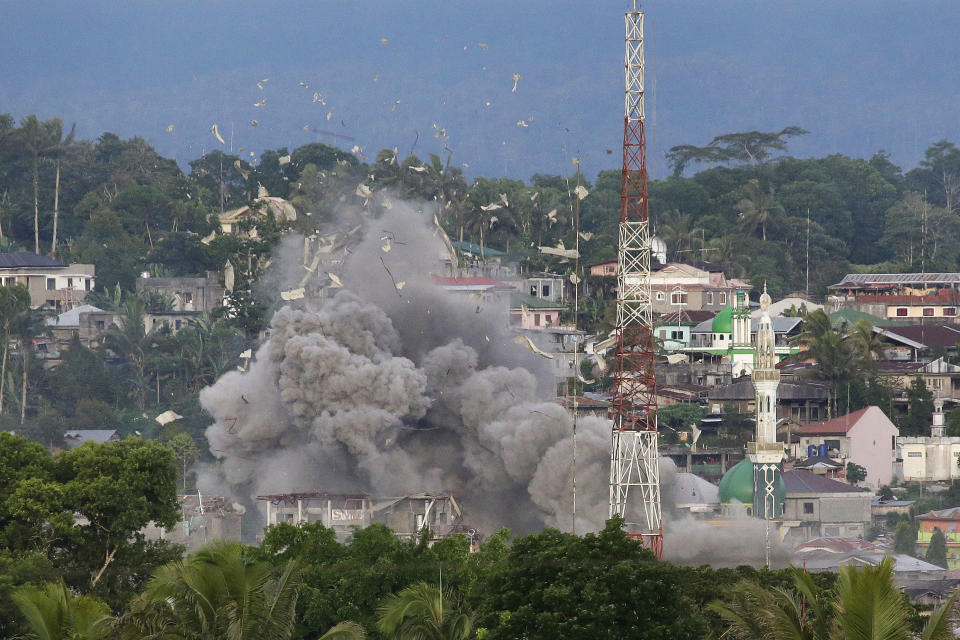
254,99,266,107
480,203,502,211
155,410,183,425
546,208,558,224
394,281,406,291
569,273,581,285
514,334,553,359
327,273,343,288
409,165,427,173
489,216,499,228
281,288,306,301
257,81,264,90
392,100,401,112
250,120,259,126
165,124,174,132
380,38,388,45
539,241,579,259
303,125,310,131
479,43,489,50
201,230,217,245
326,111,333,121
511,73,521,92
530,191,539,201
516,120,529,128
299,81,309,88
278,155,291,166
210,124,226,145
499,193,509,206
578,231,593,241
373,74,379,82
572,157,580,166
574,185,589,200
355,183,374,201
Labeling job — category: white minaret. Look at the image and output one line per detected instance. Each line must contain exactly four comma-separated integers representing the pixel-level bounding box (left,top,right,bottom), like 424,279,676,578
748,284,784,520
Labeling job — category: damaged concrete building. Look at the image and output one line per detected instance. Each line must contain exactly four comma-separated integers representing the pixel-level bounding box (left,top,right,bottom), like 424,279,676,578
144,494,244,553
258,491,479,547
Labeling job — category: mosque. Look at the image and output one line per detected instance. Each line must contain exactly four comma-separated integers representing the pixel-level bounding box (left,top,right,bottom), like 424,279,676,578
716,285,786,519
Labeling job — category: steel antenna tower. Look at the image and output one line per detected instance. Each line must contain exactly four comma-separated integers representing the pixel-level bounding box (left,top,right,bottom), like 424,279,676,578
608,1,663,559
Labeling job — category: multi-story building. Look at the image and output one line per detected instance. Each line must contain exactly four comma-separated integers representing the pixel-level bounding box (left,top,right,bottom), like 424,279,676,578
0,252,95,309
794,406,899,488
780,469,873,543
916,507,960,568
647,262,751,314
258,492,373,541
898,400,960,482
828,273,960,324
136,271,226,313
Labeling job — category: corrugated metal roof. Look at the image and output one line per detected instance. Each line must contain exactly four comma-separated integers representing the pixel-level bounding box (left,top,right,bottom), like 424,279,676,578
783,469,866,494
830,273,960,288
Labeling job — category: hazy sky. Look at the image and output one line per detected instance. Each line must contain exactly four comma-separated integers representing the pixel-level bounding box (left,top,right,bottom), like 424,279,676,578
4,0,959,180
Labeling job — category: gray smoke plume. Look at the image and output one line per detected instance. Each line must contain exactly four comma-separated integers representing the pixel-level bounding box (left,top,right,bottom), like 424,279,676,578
199,198,609,534
199,196,797,566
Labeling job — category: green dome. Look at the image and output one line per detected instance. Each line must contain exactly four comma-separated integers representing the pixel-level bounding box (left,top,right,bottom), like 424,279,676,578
718,459,754,505
712,306,733,334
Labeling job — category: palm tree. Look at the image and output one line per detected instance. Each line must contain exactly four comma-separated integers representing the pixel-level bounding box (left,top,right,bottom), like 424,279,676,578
737,179,785,242
847,317,886,364
13,306,50,424
657,209,703,259
709,558,957,640
377,582,474,640
119,541,303,640
11,580,113,640
15,116,75,254
0,283,31,416
100,295,157,410
320,621,367,639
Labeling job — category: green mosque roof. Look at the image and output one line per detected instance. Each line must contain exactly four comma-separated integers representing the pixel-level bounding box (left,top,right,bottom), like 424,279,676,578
711,306,733,334
717,459,787,510
717,459,754,505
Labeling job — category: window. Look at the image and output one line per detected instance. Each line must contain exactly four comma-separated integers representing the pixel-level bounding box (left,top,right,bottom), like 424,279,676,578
671,330,682,340
655,292,665,301
945,307,957,316
183,292,193,304
67,277,73,288
803,502,814,514
923,307,935,317
96,321,105,330
825,439,841,451
606,265,615,274
541,285,550,298
705,292,714,305
931,378,943,389
530,285,538,297
896,307,908,316
175,320,182,330
85,278,91,291
907,451,923,458
659,330,667,339
719,292,727,304
46,278,55,290
534,313,541,327
671,291,687,305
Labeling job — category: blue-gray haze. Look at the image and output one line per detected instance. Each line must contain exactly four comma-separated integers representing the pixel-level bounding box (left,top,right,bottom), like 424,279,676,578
4,0,958,179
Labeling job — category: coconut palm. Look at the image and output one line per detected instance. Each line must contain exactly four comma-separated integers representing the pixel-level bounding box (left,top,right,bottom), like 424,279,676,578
14,116,75,254
0,283,30,416
847,317,887,364
657,209,703,259
710,558,957,640
377,582,474,640
320,621,367,639
11,580,113,640
119,541,303,640
737,179,785,242
13,306,51,424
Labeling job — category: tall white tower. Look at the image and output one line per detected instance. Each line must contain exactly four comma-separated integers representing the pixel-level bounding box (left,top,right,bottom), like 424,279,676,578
748,284,784,520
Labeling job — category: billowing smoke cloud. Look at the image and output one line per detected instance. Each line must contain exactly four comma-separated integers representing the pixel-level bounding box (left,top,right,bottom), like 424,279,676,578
199,198,610,534
199,196,796,566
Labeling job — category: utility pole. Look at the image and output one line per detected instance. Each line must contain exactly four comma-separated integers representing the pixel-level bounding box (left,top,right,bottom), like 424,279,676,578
609,1,663,559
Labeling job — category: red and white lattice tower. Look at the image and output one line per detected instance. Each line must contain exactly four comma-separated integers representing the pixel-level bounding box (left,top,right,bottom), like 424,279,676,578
608,2,663,559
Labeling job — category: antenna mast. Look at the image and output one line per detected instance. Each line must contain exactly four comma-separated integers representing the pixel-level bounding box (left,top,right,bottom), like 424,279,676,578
609,2,663,559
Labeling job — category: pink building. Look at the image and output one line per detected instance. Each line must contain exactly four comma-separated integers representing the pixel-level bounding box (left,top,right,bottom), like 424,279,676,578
509,293,565,330
795,406,899,488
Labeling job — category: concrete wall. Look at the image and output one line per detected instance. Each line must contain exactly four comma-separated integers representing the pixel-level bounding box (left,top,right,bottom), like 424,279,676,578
899,438,960,481
848,406,899,488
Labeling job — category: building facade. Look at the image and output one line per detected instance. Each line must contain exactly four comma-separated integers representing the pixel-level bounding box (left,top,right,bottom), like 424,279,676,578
0,252,95,309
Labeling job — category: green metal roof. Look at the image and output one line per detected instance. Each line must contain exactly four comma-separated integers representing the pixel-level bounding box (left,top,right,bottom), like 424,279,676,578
828,308,908,329
451,241,505,257
510,292,566,310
